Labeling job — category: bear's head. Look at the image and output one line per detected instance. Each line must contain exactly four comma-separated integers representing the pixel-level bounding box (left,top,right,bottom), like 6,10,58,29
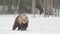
18,14,29,24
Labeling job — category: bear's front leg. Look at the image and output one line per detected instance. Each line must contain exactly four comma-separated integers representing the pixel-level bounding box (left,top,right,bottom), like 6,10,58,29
12,22,19,30
21,23,28,31
17,24,21,30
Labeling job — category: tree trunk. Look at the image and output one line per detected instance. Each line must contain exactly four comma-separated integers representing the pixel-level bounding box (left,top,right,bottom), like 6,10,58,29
43,0,47,17
46,0,53,16
3,0,6,14
14,0,20,14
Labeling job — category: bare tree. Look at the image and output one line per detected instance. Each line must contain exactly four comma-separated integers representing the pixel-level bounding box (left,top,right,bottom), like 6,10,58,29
43,0,47,17
32,0,36,17
43,0,53,17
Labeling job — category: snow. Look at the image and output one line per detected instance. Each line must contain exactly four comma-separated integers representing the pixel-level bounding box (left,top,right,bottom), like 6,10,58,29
0,14,60,34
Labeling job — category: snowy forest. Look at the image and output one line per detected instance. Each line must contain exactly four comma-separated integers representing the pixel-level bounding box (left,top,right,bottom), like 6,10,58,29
0,0,60,17
0,0,60,34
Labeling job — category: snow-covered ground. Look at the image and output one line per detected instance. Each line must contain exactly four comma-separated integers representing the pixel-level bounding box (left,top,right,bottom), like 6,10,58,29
0,14,60,34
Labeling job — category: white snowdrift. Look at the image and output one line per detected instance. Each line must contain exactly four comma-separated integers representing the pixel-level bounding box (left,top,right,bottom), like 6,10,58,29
0,14,60,34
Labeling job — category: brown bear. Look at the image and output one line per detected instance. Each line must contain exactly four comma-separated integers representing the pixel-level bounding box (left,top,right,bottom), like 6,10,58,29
12,14,29,31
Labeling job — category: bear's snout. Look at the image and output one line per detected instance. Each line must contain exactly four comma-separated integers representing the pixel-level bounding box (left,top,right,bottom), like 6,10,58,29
22,19,26,21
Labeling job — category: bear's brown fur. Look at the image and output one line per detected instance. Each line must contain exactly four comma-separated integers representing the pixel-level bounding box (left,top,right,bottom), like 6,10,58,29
12,14,29,31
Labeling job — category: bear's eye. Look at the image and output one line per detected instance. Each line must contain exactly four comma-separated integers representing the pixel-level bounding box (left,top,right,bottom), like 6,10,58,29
20,17,22,18
26,17,27,18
